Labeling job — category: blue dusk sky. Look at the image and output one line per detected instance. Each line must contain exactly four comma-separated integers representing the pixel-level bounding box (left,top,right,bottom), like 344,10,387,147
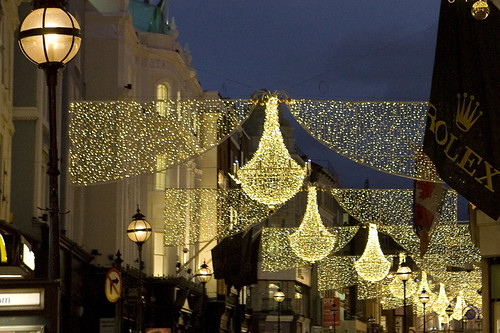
161,0,467,219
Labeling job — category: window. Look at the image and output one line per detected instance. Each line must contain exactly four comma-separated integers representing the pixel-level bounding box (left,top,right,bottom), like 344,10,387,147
155,155,167,190
156,83,168,116
153,232,165,276
155,83,170,189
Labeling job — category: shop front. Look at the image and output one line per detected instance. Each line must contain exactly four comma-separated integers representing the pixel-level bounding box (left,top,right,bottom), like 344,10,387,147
0,280,58,332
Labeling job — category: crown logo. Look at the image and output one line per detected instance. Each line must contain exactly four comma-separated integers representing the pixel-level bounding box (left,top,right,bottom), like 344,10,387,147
456,93,483,132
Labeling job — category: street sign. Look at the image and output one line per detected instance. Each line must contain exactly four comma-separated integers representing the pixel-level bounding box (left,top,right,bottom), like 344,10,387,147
104,268,122,303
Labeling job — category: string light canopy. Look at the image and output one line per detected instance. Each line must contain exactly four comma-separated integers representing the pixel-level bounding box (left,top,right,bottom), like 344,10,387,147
288,185,336,262
163,188,272,246
69,99,252,185
330,189,457,228
230,93,308,209
287,99,439,181
354,224,391,282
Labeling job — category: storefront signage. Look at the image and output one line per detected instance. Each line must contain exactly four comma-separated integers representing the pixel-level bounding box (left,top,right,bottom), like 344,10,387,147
22,244,35,270
0,288,44,311
322,297,340,327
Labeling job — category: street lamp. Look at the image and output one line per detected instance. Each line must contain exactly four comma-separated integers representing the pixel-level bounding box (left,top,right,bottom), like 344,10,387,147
368,316,375,333
419,289,430,333
445,304,453,333
331,303,339,333
18,1,81,331
274,288,285,333
127,207,152,333
396,260,412,333
196,261,212,333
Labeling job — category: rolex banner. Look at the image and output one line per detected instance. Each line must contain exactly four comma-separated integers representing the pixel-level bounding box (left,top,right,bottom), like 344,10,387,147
423,0,500,220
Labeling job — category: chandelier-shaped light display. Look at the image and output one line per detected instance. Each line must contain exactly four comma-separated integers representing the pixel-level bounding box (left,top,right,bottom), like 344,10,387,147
262,226,359,273
433,283,450,317
354,224,391,282
288,186,336,262
413,271,437,315
231,95,308,208
451,291,465,321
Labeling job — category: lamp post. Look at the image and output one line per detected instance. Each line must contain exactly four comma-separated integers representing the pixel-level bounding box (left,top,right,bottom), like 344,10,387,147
419,289,430,333
368,316,375,333
127,208,152,333
274,288,285,333
396,260,412,333
331,303,339,333
445,304,453,333
196,261,212,333
18,1,81,332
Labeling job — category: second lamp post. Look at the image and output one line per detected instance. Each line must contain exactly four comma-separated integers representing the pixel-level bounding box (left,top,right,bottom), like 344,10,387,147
274,288,285,333
419,289,430,333
396,260,412,333
127,207,152,333
197,261,212,333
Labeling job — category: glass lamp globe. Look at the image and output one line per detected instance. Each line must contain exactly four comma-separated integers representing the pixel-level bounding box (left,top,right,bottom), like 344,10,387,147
419,289,430,304
127,209,152,244
197,261,213,283
273,289,285,303
396,262,412,281
18,7,82,66
445,304,453,317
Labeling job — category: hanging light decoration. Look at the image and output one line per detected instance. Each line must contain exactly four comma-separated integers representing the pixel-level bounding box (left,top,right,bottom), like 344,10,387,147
413,271,437,315
451,291,465,321
288,185,336,262
354,224,391,282
471,0,490,20
433,283,450,317
231,94,308,209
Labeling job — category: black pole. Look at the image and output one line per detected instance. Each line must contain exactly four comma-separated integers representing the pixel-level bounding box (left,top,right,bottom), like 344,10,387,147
333,313,336,333
113,251,123,333
44,65,62,283
202,282,206,333
137,243,144,333
403,280,407,333
277,301,281,333
423,303,426,333
43,63,63,333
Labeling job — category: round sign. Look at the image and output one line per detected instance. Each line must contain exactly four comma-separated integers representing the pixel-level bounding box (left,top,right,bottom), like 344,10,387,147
105,268,122,303
465,308,477,320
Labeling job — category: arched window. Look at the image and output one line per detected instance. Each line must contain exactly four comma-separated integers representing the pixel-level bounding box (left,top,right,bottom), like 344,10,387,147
156,83,169,116
155,83,169,189
155,155,167,190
